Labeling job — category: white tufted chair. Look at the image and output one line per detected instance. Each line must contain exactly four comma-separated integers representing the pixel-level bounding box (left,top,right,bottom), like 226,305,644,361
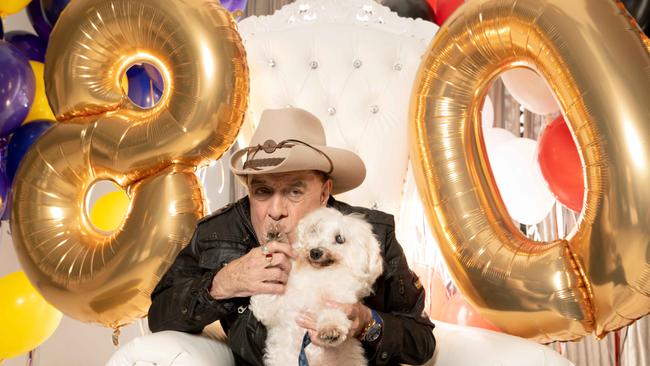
235,0,436,216
107,1,573,365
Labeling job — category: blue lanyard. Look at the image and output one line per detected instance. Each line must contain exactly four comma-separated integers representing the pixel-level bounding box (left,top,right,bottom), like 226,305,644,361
298,332,311,366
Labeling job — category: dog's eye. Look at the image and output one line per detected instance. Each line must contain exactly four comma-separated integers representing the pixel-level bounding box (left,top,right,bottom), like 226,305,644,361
335,234,345,244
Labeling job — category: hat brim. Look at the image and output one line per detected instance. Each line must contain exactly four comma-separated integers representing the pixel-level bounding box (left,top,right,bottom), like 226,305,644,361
230,144,366,195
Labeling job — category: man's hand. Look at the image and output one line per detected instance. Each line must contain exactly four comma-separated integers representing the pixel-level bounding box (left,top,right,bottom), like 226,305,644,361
296,301,373,347
209,241,296,300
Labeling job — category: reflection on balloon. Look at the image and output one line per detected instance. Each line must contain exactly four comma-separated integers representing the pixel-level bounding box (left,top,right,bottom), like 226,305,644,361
24,61,56,123
538,115,583,212
11,0,248,330
0,41,35,138
90,190,130,232
501,68,559,115
0,271,62,360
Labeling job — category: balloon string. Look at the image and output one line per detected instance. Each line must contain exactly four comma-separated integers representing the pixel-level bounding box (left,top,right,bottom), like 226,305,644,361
149,79,154,108
27,348,36,366
614,330,620,366
112,327,121,346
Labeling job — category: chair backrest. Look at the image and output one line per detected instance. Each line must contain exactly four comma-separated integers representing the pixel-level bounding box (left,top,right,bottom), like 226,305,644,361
237,0,438,216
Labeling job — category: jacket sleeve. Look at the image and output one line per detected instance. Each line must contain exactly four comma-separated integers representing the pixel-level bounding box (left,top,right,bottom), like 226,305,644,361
365,225,436,365
147,228,242,333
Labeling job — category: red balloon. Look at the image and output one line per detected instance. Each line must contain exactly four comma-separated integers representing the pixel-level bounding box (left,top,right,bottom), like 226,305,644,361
425,0,437,14
537,116,584,212
431,0,464,25
441,293,501,332
427,272,449,320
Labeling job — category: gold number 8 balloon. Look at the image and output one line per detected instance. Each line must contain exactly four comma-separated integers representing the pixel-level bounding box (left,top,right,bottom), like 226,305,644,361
411,0,650,342
10,0,248,331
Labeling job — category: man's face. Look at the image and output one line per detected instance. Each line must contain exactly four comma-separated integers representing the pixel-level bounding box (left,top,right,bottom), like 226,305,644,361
248,170,332,244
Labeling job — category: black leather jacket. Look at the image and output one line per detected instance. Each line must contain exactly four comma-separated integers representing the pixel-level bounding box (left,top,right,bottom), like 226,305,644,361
148,196,435,365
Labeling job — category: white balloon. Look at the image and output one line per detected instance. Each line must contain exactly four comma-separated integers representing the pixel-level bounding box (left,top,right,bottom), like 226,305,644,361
482,95,494,130
488,138,556,225
501,68,560,115
483,127,517,163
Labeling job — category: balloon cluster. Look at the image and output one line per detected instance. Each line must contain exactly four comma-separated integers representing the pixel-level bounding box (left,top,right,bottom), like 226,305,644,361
0,0,248,221
0,0,248,361
0,0,176,221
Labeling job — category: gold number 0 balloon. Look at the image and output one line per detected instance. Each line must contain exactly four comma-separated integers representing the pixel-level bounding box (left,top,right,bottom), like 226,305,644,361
10,0,248,330
411,0,650,342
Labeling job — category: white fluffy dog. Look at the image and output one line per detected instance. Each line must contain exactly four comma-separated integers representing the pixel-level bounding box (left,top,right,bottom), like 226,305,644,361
250,207,384,366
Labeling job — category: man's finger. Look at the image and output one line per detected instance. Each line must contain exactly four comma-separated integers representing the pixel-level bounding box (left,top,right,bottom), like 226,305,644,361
265,241,297,258
326,300,354,317
295,316,316,331
267,253,292,272
263,267,286,283
257,282,285,295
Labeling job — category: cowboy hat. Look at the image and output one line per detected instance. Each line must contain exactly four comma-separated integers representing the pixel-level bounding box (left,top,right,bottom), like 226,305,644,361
230,108,366,194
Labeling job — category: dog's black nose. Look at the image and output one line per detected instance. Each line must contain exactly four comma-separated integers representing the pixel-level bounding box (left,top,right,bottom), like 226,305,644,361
310,248,323,260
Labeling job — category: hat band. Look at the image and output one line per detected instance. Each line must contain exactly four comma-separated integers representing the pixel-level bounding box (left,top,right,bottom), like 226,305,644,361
242,138,334,174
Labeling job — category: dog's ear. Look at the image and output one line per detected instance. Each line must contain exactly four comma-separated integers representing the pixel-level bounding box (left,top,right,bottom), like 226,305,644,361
363,234,384,288
345,215,383,293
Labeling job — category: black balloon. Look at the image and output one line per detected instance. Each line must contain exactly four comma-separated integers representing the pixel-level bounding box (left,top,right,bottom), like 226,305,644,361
27,0,52,41
622,0,650,34
40,0,71,27
382,0,434,21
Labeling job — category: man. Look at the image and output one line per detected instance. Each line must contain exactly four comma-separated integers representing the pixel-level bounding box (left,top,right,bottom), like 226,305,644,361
148,108,435,365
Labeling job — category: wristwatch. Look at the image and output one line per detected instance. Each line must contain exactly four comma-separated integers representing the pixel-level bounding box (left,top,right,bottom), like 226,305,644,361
360,309,383,343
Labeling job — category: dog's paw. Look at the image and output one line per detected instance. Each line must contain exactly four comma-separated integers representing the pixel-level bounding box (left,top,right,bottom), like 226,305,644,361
317,325,347,347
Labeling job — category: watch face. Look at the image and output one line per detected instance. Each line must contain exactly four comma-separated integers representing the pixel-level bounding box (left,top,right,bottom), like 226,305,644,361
365,323,382,342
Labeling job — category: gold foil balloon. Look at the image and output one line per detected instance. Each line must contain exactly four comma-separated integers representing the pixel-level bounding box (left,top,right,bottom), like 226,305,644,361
10,0,248,330
411,0,650,342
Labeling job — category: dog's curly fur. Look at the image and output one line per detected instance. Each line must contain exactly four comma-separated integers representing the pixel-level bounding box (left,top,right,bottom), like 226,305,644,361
250,207,384,366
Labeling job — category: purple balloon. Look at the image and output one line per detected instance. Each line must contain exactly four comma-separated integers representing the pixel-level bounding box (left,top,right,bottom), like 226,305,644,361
5,31,47,63
143,63,164,92
0,168,8,220
6,120,53,184
126,65,163,108
27,0,52,41
0,41,36,138
221,0,247,12
41,0,71,27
